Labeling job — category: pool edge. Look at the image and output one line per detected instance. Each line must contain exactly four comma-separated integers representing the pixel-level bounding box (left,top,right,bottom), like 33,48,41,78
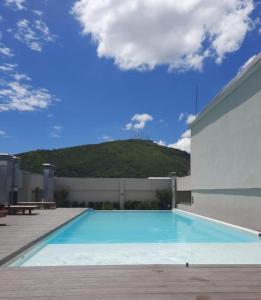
175,209,261,237
0,208,89,267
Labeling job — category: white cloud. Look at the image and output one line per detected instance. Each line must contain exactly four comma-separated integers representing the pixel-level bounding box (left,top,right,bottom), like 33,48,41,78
169,130,192,153
178,113,185,121
0,46,14,57
72,0,254,71
186,114,196,125
181,129,191,139
13,73,31,81
14,19,56,52
0,63,17,72
157,117,194,153
154,140,167,147
32,10,43,16
5,0,26,10
155,132,192,152
98,135,114,142
168,114,194,152
51,125,63,138
0,63,58,112
237,54,257,75
0,130,6,137
126,113,153,130
0,30,14,57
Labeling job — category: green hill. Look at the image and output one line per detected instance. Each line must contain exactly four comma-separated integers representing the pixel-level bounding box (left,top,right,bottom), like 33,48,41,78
17,139,190,178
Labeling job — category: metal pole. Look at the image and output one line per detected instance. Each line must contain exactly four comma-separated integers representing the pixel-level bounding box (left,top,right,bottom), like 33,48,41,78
169,172,177,209
195,85,199,116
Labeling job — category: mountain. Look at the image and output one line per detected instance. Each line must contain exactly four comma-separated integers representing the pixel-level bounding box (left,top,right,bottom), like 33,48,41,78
17,139,190,178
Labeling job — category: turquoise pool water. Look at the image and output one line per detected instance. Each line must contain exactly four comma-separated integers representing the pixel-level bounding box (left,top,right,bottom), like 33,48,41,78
10,210,261,266
41,210,260,244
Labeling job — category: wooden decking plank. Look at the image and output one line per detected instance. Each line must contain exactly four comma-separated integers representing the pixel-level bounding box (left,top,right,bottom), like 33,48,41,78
0,208,86,265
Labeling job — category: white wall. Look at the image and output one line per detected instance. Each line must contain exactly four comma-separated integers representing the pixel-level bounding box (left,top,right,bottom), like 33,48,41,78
55,177,171,204
177,55,261,231
191,61,261,190
176,176,191,191
178,189,261,231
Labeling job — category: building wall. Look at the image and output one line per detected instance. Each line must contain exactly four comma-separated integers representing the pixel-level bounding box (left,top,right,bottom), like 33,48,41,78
18,171,43,202
55,177,171,205
177,56,261,231
191,64,261,190
178,189,261,231
176,176,191,191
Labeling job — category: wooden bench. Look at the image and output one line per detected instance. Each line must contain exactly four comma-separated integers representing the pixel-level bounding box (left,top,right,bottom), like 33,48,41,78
0,208,8,226
6,205,39,215
0,210,8,218
18,202,56,209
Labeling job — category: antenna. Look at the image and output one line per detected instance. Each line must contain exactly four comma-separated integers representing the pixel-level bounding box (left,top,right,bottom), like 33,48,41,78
195,85,199,116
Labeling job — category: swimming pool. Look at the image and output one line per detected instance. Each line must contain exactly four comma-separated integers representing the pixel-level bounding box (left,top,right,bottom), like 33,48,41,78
10,210,261,266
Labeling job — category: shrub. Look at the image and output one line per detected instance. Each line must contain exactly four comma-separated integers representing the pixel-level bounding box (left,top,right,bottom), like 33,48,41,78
137,201,151,210
124,200,160,210
124,200,140,210
95,202,103,210
88,201,95,209
156,189,172,210
150,201,160,210
54,188,70,207
87,201,119,210
113,202,120,210
102,201,113,210
79,201,86,207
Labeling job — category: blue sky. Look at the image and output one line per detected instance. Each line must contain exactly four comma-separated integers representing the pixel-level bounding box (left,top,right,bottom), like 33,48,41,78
0,0,260,154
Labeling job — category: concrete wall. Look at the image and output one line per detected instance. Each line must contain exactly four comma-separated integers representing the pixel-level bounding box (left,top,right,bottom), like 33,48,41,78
178,189,261,231
18,171,43,202
55,177,171,205
178,55,261,231
191,60,261,190
176,176,191,191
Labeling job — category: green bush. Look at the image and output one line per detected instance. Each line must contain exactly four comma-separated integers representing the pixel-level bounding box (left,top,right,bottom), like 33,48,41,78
87,201,120,210
88,201,95,209
124,200,160,210
150,201,160,210
113,202,120,210
156,189,172,210
54,188,70,207
124,200,140,209
102,201,113,210
95,202,103,210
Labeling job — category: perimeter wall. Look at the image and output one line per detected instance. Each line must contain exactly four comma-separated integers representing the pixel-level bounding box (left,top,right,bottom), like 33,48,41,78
55,177,171,207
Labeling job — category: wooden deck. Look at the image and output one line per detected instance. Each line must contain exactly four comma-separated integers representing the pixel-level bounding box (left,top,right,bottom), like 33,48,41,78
0,265,261,299
0,208,86,265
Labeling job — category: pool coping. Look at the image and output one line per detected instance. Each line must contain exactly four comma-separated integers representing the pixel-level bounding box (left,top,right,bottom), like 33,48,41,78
175,209,261,237
0,208,89,267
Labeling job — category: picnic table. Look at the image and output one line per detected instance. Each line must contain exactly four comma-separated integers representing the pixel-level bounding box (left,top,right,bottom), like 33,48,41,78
6,205,39,215
18,202,56,209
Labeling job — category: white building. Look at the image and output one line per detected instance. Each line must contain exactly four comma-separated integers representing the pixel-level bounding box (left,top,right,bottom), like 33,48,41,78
177,53,261,231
